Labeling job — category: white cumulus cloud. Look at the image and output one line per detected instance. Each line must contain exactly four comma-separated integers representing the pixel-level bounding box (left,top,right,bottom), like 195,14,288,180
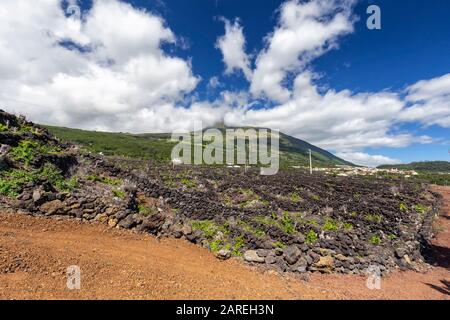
335,152,401,168
0,0,217,132
250,0,355,102
216,18,252,80
400,73,450,128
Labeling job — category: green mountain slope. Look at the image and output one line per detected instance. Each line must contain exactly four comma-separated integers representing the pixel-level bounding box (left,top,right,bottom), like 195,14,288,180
378,161,450,173
44,125,353,168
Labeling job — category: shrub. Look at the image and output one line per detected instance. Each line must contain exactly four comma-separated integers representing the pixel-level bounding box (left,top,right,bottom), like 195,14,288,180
281,211,295,234
112,189,126,199
273,241,286,249
232,235,245,256
138,204,155,217
10,140,38,165
399,203,408,212
370,235,382,245
191,220,229,240
414,204,428,214
39,163,78,192
365,214,382,223
343,222,354,230
0,123,8,132
306,230,318,244
209,239,223,252
289,192,301,203
323,218,339,231
0,164,77,197
0,169,36,197
87,175,121,186
388,234,397,240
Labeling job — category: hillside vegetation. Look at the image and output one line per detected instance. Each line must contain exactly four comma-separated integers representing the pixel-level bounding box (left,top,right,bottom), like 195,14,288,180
378,161,450,173
45,125,352,168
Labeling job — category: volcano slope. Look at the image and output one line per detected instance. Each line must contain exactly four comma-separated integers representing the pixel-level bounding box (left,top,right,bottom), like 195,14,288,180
0,110,443,278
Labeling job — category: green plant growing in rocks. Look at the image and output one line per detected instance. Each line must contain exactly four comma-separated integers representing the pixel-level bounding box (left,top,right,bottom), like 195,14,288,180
323,218,339,231
281,211,295,234
343,222,354,230
232,235,245,256
112,189,126,199
0,169,36,197
273,241,286,249
180,178,197,189
209,239,223,252
10,140,38,165
306,219,319,226
306,230,318,244
311,194,321,201
399,202,408,212
138,203,155,217
87,175,121,186
289,192,301,203
414,204,428,215
191,220,229,240
40,163,78,192
238,220,266,238
0,163,77,197
254,215,278,227
388,234,397,240
0,123,8,132
365,214,382,223
370,235,382,245
349,211,358,217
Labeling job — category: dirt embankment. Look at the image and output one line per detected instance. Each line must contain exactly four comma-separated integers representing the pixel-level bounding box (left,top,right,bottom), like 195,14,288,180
0,185,448,300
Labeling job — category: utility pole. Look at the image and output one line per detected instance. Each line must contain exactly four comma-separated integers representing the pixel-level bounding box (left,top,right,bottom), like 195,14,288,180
309,149,312,174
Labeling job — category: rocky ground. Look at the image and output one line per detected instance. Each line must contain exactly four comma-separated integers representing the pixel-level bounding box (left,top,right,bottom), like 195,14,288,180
0,110,445,280
0,185,448,299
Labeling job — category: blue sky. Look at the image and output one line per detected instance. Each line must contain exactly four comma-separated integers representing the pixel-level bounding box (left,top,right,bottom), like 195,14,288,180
0,0,449,166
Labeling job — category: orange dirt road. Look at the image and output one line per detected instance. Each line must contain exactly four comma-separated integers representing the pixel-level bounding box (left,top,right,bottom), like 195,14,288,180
0,186,449,300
